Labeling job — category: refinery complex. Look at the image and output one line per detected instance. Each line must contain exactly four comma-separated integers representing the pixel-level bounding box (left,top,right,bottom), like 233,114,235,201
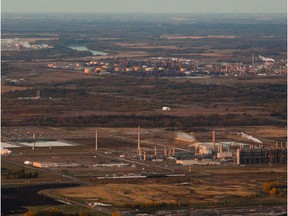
2,126,287,173
46,54,287,78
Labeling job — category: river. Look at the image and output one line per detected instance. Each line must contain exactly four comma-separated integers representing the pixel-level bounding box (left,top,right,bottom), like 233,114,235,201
1,183,79,215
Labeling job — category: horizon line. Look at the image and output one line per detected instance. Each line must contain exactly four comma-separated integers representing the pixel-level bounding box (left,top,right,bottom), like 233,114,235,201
2,11,287,15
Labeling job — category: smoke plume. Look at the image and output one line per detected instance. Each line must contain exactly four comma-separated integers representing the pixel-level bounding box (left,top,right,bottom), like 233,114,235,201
240,132,262,144
176,132,196,143
258,55,275,62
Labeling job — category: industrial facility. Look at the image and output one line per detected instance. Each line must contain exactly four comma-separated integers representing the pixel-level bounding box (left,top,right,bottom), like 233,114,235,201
236,144,287,165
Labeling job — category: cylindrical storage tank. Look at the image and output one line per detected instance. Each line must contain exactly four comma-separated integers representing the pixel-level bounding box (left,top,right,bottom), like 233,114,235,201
114,67,120,72
180,68,187,72
83,68,90,74
95,67,101,72
133,66,139,72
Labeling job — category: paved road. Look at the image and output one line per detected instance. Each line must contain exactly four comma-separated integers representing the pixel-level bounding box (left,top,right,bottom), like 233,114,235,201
39,188,113,215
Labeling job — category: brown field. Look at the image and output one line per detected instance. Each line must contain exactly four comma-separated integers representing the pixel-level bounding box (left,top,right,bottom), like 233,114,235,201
115,42,182,50
1,86,31,93
52,165,286,207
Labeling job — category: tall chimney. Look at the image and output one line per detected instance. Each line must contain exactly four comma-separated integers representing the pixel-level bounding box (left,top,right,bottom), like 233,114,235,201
212,129,216,150
164,146,167,157
138,125,141,159
95,129,98,151
154,146,157,157
236,148,241,165
32,134,35,150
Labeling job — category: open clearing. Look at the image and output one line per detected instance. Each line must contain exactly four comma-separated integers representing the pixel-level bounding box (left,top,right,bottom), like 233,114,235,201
53,165,286,207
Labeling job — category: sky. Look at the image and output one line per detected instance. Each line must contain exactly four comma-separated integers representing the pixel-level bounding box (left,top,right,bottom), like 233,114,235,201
1,0,287,14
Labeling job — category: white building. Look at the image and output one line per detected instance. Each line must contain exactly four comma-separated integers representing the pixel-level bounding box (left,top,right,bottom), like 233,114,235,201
162,106,171,111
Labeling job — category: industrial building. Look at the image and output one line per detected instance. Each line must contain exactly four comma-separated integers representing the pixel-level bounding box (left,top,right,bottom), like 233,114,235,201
236,148,287,165
32,162,79,168
176,159,220,166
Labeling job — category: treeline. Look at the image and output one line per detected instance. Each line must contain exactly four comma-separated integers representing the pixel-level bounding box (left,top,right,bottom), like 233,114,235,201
262,181,287,197
4,114,284,128
6,169,38,179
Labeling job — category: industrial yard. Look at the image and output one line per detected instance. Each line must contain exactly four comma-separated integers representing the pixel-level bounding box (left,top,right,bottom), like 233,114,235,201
1,125,287,215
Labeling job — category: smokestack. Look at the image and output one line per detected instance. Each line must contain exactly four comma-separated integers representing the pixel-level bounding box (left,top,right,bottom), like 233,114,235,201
144,152,147,161
164,146,167,157
252,54,255,65
212,129,216,150
154,146,157,157
32,134,35,150
95,129,98,151
236,148,241,165
219,143,223,153
138,125,141,158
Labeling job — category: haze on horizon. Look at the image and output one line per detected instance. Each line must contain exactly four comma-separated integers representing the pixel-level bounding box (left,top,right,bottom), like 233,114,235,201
1,0,287,14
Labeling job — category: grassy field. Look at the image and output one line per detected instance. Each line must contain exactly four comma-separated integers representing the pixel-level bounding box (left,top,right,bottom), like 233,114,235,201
52,165,287,208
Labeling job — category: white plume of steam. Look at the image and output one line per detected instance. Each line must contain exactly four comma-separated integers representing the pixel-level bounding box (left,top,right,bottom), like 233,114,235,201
176,132,196,143
240,132,262,144
258,55,275,62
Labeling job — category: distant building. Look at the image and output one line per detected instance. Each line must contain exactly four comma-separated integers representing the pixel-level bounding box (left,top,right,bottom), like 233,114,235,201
1,148,12,155
236,149,287,165
176,159,220,166
217,152,233,159
83,68,91,74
